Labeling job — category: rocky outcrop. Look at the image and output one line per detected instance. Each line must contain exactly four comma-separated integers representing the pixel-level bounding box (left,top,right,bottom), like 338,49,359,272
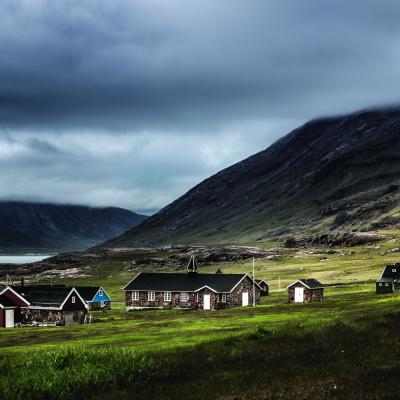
283,232,386,248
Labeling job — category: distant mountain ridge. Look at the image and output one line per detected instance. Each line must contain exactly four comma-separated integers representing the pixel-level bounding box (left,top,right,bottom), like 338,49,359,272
0,202,147,253
103,107,400,247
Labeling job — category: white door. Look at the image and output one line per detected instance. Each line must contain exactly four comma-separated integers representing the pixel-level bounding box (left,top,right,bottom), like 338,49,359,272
294,287,304,303
242,292,249,306
203,294,211,310
5,309,14,328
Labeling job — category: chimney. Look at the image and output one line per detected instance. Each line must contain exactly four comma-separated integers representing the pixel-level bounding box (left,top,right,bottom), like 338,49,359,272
20,277,24,288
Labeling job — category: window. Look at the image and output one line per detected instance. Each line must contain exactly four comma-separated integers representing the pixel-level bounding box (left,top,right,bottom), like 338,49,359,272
99,289,103,296
132,291,139,301
385,283,389,287
101,301,105,307
393,269,397,273
379,283,383,286
72,296,76,304
221,293,227,303
148,291,155,301
180,292,188,302
164,292,171,302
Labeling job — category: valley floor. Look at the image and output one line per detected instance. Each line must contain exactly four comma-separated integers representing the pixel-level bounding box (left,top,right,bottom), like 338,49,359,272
1,232,400,399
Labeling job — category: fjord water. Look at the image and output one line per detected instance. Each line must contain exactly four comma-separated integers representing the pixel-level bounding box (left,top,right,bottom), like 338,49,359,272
0,255,51,264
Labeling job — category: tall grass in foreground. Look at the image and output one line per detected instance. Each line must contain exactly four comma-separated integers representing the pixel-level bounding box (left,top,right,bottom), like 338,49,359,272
1,313,400,400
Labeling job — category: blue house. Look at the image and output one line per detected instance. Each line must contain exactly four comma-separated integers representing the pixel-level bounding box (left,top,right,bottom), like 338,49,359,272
75,286,111,310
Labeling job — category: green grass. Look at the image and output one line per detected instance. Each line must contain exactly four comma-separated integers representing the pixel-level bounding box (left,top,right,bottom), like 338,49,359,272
2,233,400,398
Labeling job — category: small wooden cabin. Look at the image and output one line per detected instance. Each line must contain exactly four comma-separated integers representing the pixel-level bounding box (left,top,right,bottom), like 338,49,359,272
256,279,269,296
287,279,324,303
76,286,111,310
376,264,400,294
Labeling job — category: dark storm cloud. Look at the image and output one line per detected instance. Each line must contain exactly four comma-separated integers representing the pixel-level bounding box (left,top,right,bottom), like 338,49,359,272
1,0,400,211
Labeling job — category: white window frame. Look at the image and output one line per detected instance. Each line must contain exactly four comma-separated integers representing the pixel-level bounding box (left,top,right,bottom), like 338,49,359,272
99,289,103,296
385,283,389,287
132,291,139,301
393,269,397,273
148,291,155,301
379,283,382,286
72,296,76,304
180,292,188,302
164,292,171,302
221,293,227,303
100,301,105,307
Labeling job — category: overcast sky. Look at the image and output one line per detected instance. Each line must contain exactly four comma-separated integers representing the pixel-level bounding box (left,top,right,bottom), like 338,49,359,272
1,0,400,214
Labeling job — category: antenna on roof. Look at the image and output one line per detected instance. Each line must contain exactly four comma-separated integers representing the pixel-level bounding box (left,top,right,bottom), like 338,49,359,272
187,255,198,274
6,274,14,286
252,257,256,307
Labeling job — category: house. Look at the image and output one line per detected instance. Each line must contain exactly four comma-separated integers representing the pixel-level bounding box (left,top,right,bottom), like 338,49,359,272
76,286,111,310
0,283,87,327
0,294,19,328
123,257,261,310
256,279,269,296
287,279,324,303
376,263,400,293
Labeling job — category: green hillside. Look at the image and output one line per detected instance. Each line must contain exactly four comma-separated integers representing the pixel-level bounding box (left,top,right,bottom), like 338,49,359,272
2,231,400,398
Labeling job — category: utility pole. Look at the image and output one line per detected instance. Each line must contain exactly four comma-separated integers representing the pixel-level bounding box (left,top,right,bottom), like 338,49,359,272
252,257,256,306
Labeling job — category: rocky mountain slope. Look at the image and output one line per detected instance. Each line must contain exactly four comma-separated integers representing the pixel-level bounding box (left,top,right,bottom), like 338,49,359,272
104,107,400,247
0,202,146,252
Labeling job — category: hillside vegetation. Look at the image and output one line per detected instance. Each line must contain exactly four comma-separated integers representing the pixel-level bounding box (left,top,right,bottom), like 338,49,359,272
1,231,400,398
104,108,400,247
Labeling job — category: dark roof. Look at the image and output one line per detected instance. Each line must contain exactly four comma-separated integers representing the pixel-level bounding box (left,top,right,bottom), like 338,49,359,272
0,294,17,307
289,279,324,289
11,285,74,307
75,286,101,301
256,279,268,285
124,272,250,293
377,264,400,282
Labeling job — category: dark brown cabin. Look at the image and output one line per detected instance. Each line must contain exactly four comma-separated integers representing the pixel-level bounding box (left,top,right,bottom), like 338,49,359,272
287,279,324,303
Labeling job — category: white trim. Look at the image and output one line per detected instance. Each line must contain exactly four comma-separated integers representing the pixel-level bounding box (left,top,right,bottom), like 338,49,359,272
0,286,30,306
180,292,189,302
286,280,323,290
229,274,260,293
122,272,142,291
92,286,112,301
0,304,17,309
132,291,139,301
60,288,88,310
148,291,155,301
164,291,171,302
194,285,217,293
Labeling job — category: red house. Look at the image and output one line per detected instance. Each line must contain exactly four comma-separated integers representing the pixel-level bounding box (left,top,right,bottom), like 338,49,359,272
0,284,88,327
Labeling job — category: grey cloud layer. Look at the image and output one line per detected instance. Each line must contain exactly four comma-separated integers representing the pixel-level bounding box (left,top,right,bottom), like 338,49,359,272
1,0,400,211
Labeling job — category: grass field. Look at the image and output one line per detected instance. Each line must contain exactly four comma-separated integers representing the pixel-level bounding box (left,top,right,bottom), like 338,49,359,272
1,232,400,399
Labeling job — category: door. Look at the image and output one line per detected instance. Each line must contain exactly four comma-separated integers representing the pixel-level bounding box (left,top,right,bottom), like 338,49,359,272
203,294,211,310
5,309,14,328
64,312,75,326
294,287,304,303
242,292,249,306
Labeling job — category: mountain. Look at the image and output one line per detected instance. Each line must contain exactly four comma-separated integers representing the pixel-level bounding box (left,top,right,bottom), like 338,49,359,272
0,202,147,253
104,107,400,247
